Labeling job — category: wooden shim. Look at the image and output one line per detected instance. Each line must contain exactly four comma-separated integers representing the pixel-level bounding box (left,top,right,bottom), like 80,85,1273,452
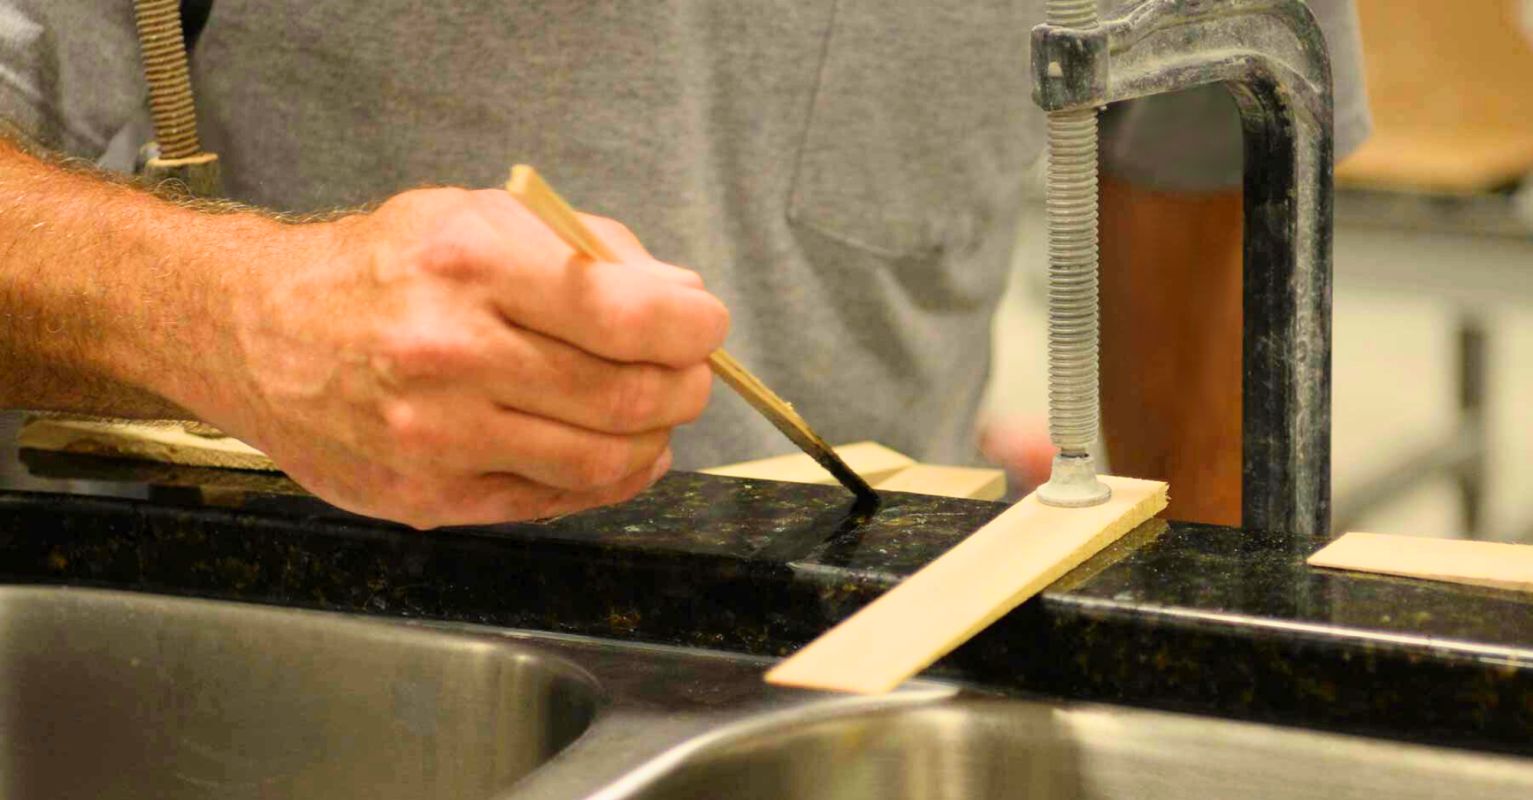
704,446,1005,501
874,464,1006,501
17,417,277,472
765,475,1168,694
1308,532,1533,593
700,442,915,486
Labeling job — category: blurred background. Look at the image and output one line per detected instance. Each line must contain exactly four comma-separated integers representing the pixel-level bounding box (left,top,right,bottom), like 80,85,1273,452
985,0,1533,543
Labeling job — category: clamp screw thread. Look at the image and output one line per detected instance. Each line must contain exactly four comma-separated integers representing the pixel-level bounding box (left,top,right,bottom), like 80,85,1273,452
1039,0,1111,508
133,0,201,160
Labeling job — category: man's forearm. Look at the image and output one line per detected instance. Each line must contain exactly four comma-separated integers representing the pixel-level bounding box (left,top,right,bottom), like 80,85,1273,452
0,136,731,527
0,137,268,419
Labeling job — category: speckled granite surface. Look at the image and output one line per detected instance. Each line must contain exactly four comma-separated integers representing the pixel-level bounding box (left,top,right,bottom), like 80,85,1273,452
1,454,1530,755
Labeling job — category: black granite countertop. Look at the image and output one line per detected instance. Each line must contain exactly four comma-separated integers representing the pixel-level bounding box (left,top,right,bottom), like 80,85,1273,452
1,451,1530,756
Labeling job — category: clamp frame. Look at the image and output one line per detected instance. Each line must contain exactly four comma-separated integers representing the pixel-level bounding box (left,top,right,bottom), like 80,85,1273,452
1032,0,1336,536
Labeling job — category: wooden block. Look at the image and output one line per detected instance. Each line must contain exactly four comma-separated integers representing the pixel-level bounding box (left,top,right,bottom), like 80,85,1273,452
765,475,1168,694
1308,532,1533,593
874,464,1006,501
17,417,277,472
700,441,915,486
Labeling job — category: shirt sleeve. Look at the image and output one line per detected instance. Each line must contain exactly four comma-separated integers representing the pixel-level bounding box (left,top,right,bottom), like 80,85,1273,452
1099,0,1372,192
0,0,144,159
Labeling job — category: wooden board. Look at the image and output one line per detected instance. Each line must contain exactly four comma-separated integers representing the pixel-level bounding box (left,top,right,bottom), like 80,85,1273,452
701,442,915,486
765,475,1168,694
874,464,1006,501
1337,0,1533,192
1308,532,1533,593
16,417,277,472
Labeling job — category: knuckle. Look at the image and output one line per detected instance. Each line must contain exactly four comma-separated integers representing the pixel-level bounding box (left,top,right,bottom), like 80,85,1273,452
676,365,712,423
377,189,425,217
605,367,663,432
383,186,466,219
382,400,442,456
597,296,655,357
427,186,475,208
680,313,727,366
670,267,706,290
705,297,731,347
380,328,472,381
573,438,634,487
587,215,637,246
419,214,494,281
382,399,419,439
598,470,654,508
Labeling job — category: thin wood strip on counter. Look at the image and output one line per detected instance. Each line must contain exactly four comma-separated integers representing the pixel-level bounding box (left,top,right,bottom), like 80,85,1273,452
702,444,1005,501
874,464,1007,502
16,417,276,472
765,475,1168,694
1309,532,1533,593
701,442,916,486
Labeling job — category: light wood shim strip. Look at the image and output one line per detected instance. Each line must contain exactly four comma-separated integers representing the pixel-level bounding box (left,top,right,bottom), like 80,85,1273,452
700,442,915,486
874,464,1006,501
765,475,1168,693
17,418,276,472
1309,532,1533,593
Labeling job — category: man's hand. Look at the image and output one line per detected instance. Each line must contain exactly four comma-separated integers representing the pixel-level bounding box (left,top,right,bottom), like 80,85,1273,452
202,188,728,528
0,137,727,529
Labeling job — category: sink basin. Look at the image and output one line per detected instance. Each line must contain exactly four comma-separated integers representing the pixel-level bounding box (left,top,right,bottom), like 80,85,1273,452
3,586,1530,800
0,587,596,800
596,699,1533,799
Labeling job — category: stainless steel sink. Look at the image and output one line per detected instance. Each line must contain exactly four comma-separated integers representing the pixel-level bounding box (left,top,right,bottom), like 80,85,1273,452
0,587,596,800
585,699,1533,800
4,586,1532,800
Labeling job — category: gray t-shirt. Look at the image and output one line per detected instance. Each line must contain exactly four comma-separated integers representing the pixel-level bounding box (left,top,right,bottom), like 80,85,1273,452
0,0,1369,469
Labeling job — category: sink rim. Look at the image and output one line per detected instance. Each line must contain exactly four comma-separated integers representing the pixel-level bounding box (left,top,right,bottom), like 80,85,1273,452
579,694,1533,800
